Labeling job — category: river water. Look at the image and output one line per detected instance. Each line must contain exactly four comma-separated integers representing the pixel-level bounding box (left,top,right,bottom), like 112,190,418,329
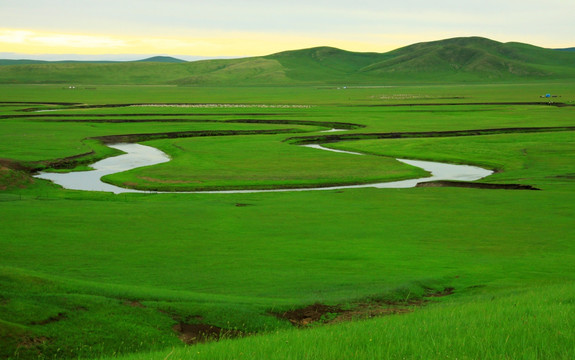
34,143,493,194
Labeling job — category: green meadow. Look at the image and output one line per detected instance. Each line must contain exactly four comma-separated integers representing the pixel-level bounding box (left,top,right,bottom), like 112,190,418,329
1,81,574,359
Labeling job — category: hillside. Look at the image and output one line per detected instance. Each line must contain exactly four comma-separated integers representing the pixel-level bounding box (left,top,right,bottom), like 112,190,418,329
1,37,574,85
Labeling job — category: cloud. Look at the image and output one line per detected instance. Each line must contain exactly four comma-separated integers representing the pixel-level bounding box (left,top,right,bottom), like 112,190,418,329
0,29,126,49
0,30,35,44
1,0,574,56
0,27,394,56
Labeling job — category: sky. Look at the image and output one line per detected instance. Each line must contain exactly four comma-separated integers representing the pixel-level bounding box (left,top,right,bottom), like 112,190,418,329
1,0,574,61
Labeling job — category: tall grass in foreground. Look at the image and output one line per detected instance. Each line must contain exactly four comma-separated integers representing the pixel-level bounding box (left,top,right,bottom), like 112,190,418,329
108,282,575,360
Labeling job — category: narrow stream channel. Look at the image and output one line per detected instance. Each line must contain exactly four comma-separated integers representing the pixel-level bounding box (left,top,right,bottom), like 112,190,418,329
34,143,493,194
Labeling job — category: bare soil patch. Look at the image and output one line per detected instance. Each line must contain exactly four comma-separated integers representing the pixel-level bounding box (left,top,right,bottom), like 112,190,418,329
276,303,342,327
362,101,572,107
123,300,146,308
286,126,575,145
274,288,455,327
0,159,30,171
172,323,243,345
93,128,297,144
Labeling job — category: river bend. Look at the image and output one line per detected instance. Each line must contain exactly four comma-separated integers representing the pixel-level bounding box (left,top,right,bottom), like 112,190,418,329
34,143,493,194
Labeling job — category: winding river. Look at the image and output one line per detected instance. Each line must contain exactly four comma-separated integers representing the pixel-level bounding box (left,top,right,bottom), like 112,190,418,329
34,143,493,194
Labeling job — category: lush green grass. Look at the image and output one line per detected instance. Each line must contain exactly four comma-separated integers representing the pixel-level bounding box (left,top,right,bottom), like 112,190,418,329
2,184,575,358
1,82,574,359
0,82,574,105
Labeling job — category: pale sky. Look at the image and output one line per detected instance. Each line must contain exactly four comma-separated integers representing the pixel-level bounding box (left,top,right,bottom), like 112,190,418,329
1,0,574,60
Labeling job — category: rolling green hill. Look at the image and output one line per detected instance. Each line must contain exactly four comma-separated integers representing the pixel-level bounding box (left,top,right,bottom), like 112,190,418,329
1,37,574,85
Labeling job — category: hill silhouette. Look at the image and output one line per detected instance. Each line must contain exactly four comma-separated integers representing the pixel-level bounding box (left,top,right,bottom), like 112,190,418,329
134,56,186,63
1,37,574,85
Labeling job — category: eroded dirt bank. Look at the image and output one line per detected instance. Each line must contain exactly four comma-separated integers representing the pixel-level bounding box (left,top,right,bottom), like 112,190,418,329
285,126,575,145
416,181,540,190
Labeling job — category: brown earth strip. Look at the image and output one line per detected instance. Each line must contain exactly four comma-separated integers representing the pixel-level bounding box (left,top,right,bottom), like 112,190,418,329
171,287,456,346
274,287,455,328
0,101,81,106
360,101,573,108
225,119,362,130
0,113,285,119
274,302,415,327
285,126,575,145
333,304,415,323
0,161,35,191
0,113,363,131
276,303,342,327
172,323,244,345
92,128,301,144
33,150,96,170
416,181,541,190
123,300,146,308
0,159,32,171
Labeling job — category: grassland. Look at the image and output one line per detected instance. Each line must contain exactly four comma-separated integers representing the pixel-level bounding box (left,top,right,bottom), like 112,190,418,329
0,81,574,359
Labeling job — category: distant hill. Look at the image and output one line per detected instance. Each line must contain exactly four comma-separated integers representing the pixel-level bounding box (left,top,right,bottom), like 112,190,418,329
353,37,575,82
555,47,575,52
1,37,574,85
0,56,185,66
0,59,117,66
134,56,186,63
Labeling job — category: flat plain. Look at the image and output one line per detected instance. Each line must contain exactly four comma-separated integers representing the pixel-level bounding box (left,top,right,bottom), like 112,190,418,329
1,78,574,359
